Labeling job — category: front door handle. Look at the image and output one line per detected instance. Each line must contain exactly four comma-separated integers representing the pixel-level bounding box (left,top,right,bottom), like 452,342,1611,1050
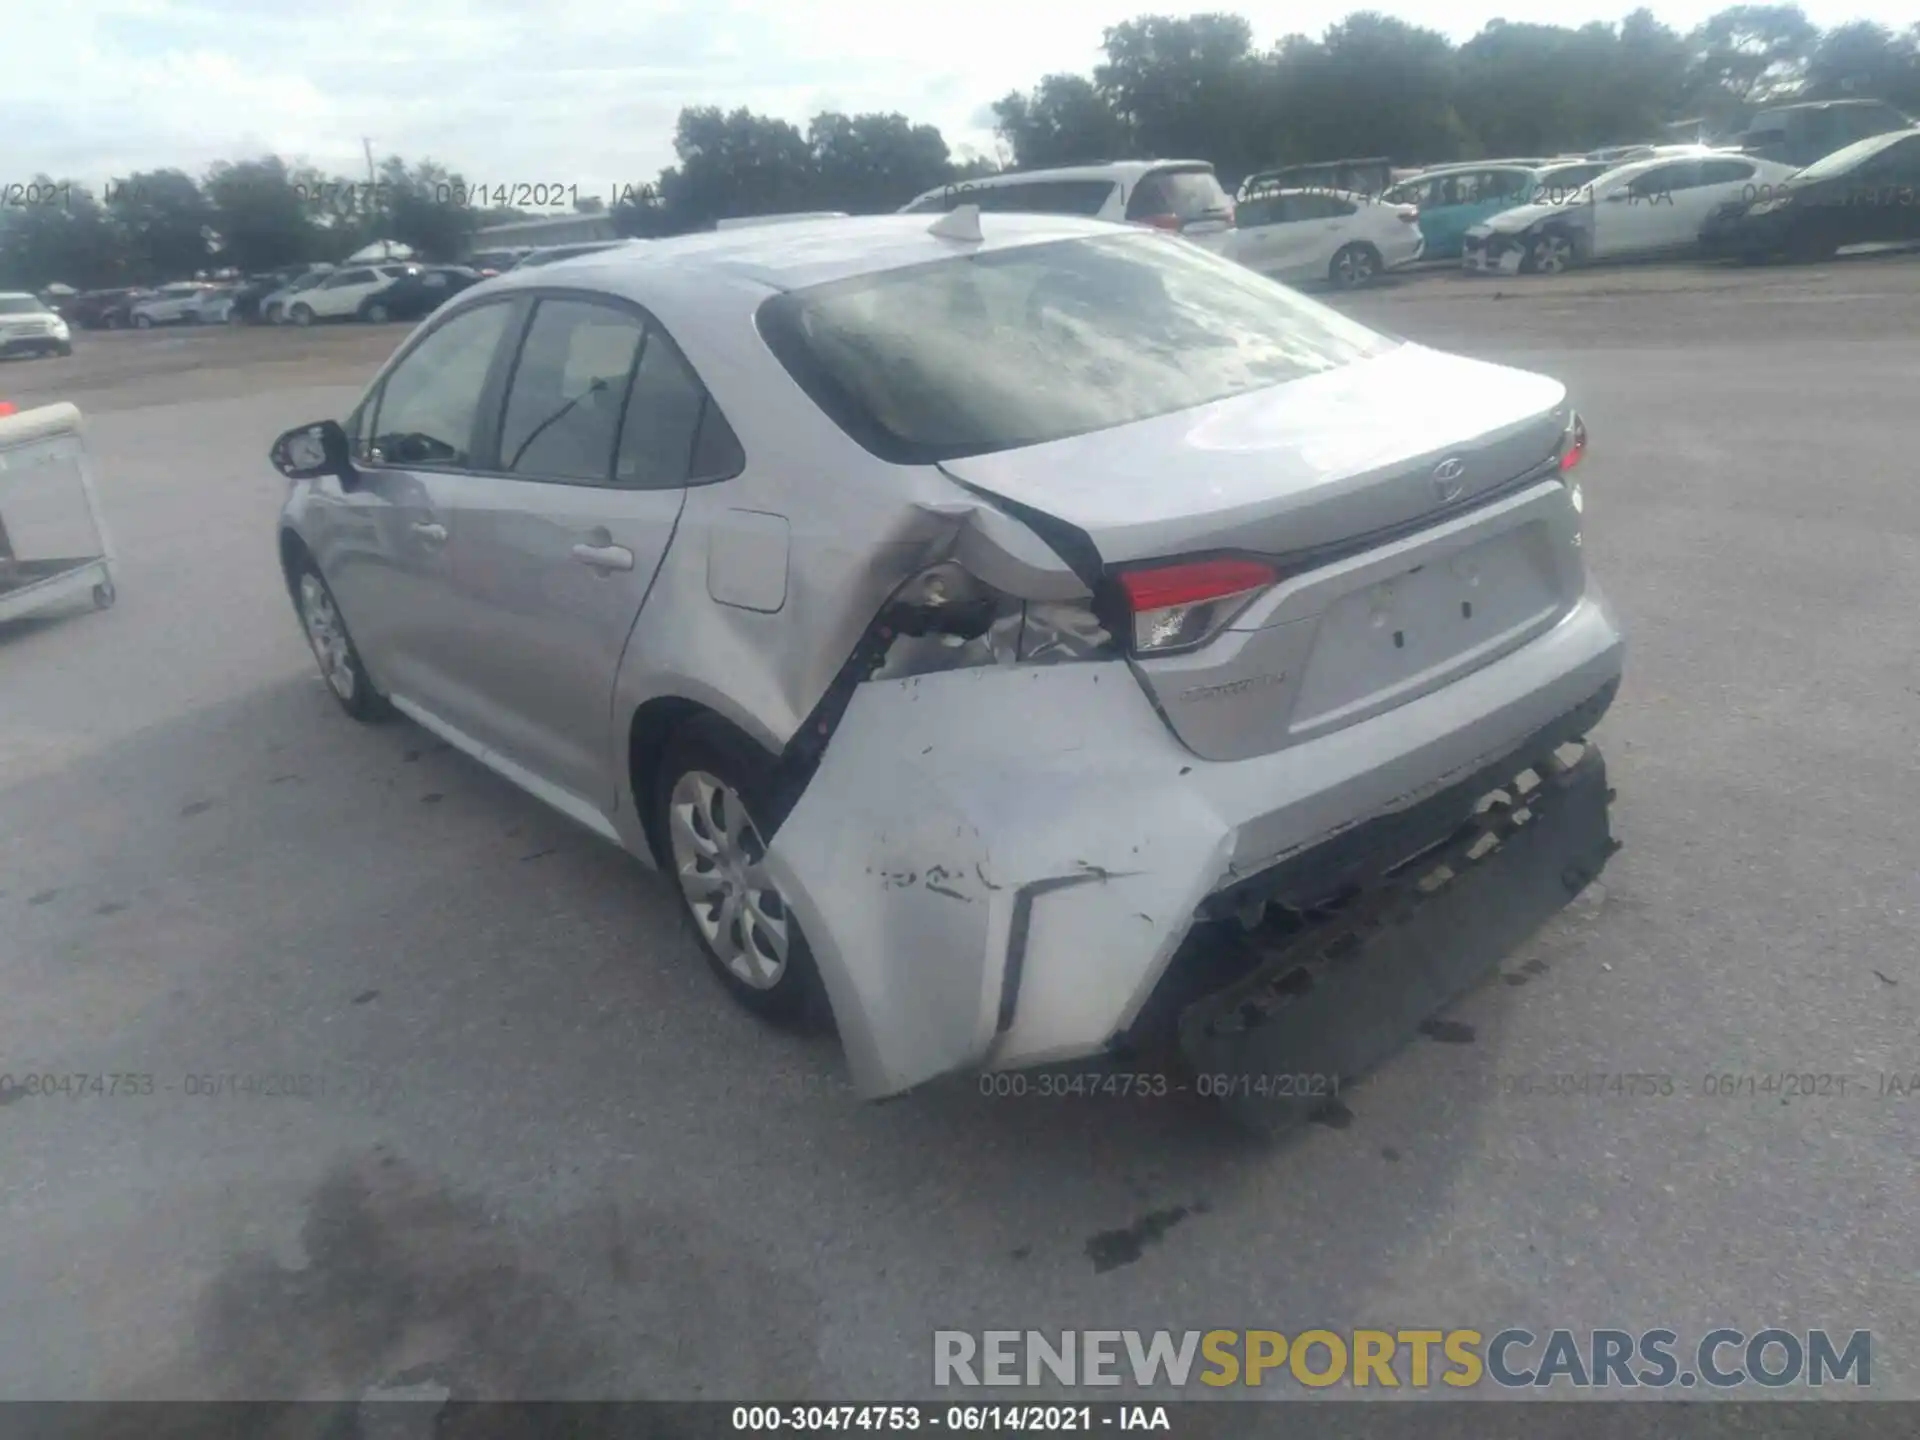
411,520,448,544
572,542,634,572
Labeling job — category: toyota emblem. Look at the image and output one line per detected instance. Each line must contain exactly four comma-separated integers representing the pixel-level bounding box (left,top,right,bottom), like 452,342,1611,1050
1431,456,1467,503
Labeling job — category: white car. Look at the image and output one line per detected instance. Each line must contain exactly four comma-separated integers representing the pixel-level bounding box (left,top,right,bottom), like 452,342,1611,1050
1462,152,1800,274
283,265,411,325
129,283,215,328
184,287,238,324
1224,188,1423,287
0,292,72,358
900,161,1238,253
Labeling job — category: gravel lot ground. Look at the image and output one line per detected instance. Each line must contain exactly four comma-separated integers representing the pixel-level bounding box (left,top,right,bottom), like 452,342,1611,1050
2,257,1917,1410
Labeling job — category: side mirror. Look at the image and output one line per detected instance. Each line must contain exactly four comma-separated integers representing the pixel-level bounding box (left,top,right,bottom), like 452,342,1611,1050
270,419,355,485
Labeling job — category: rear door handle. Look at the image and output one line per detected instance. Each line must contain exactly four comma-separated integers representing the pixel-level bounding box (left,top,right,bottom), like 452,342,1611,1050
571,542,634,572
411,520,447,544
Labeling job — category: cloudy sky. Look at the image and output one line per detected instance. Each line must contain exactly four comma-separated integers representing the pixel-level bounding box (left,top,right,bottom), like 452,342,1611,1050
9,0,1913,197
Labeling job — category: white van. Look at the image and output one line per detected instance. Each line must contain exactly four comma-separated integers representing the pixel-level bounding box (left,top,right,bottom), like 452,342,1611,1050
899,161,1236,251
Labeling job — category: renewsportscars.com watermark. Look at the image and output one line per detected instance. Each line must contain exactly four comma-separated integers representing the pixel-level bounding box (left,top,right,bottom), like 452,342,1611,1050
934,1328,1872,1391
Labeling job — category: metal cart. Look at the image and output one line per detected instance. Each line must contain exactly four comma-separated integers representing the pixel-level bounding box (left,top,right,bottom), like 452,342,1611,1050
0,400,117,624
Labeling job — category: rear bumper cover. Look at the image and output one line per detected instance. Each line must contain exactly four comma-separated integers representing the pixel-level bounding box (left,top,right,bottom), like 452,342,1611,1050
761,582,1624,1099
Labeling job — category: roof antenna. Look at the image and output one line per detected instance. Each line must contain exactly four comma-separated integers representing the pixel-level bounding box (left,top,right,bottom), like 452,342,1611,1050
928,204,984,243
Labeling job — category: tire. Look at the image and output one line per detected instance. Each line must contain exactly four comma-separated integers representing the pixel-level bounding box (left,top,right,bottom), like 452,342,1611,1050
133,313,153,329
105,314,123,330
53,342,72,357
291,304,315,327
291,553,390,722
1328,243,1382,289
1527,229,1577,275
654,716,825,1026
363,301,389,324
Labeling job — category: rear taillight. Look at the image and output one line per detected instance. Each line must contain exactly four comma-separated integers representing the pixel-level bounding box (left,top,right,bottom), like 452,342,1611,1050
1559,412,1587,474
1117,557,1279,655
1138,213,1184,232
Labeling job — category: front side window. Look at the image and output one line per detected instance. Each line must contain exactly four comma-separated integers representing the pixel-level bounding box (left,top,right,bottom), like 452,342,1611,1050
366,301,514,468
498,298,647,483
758,231,1395,464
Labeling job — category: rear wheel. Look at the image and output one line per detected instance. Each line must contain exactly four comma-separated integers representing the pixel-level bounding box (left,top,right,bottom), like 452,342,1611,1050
291,303,315,327
655,717,823,1026
133,313,153,329
1328,243,1382,289
363,301,389,324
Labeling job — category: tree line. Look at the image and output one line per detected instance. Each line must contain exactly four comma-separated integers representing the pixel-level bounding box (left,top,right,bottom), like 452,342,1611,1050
4,4,1917,291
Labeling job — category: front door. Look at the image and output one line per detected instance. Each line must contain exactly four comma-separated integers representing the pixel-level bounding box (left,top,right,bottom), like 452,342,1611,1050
434,295,730,812
312,299,520,714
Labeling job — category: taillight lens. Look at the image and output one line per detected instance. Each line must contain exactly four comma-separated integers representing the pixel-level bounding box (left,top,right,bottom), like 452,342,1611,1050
1138,214,1183,232
1559,412,1587,474
1117,557,1279,655
1558,412,1587,518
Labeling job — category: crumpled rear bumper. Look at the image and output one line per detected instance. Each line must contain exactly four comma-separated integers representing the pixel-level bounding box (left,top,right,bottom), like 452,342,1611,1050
761,585,1624,1100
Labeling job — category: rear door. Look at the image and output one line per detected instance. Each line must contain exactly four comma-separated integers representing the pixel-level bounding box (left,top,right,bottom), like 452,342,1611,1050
1229,192,1345,278
432,293,734,811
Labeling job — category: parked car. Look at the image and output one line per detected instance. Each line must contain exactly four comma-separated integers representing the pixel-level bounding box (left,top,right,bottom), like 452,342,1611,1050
283,265,412,326
129,282,215,328
900,161,1238,252
266,213,1622,1104
260,267,340,325
230,266,326,324
0,292,73,358
1380,162,1542,260
185,286,239,324
1460,151,1798,274
508,241,634,270
64,287,154,330
1732,99,1914,170
356,265,484,322
1224,187,1422,287
1700,127,1920,264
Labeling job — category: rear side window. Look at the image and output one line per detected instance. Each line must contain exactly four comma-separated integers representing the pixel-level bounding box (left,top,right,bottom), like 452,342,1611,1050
615,330,711,489
1698,159,1756,185
757,232,1394,464
498,298,646,483
1126,166,1231,221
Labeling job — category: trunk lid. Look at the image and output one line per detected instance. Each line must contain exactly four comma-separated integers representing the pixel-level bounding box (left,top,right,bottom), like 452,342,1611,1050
941,345,1585,762
938,344,1569,567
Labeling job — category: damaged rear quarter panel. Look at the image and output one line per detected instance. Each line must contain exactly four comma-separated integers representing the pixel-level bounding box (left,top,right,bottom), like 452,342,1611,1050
758,664,1238,1099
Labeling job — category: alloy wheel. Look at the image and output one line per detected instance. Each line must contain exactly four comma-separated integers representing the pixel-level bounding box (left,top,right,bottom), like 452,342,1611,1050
298,573,357,701
667,769,791,990
1532,233,1573,274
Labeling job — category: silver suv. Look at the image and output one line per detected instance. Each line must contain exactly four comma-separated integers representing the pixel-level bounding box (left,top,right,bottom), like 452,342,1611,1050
269,215,1624,1110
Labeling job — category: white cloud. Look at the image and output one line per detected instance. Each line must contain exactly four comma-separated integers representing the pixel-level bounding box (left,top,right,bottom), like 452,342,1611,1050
7,0,1915,192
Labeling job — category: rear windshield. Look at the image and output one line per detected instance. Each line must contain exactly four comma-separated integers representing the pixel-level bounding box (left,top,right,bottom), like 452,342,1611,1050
757,232,1395,464
1126,166,1232,221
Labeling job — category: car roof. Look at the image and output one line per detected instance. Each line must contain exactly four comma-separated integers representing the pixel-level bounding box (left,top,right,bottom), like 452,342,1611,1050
0,291,42,302
902,160,1213,206
476,212,1128,299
